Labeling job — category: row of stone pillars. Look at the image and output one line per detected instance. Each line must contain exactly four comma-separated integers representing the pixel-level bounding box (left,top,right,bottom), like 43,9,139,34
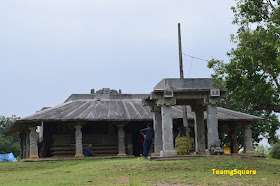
21,124,128,159
74,124,127,157
151,98,222,156
228,125,253,154
152,99,254,156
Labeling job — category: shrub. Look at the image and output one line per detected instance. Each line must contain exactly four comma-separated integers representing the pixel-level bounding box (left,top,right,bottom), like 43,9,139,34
270,143,280,159
254,145,270,157
175,136,193,155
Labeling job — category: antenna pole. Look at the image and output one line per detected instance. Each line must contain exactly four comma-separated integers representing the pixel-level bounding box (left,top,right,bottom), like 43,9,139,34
178,23,190,137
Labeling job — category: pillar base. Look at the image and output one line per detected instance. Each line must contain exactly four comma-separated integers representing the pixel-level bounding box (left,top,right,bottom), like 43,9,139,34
75,154,84,158
117,154,127,157
29,156,39,159
244,150,254,154
151,152,160,157
195,151,206,155
160,150,177,157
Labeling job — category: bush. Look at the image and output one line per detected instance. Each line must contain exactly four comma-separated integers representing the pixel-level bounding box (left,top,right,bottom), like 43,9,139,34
0,134,20,156
254,145,270,157
270,143,280,159
0,116,20,156
175,136,193,155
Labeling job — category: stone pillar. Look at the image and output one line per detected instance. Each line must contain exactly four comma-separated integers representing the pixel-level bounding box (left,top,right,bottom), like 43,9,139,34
117,124,126,156
29,127,39,159
20,133,24,159
153,107,163,155
229,129,238,154
160,104,177,157
244,125,253,153
22,133,26,159
26,131,30,159
194,109,206,154
206,102,220,153
74,125,83,157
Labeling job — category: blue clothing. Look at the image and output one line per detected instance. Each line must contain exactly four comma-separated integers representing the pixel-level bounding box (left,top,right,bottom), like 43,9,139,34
142,138,152,157
84,147,93,156
140,127,154,140
140,127,154,157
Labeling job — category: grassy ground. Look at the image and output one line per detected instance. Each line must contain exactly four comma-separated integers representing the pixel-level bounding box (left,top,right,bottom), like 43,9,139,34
0,157,280,185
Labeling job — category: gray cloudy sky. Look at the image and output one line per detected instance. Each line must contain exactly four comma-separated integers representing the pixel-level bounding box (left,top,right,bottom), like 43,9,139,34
0,0,237,117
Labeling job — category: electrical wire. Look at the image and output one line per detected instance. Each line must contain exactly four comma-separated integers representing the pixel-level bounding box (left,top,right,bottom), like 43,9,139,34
188,57,193,78
182,53,210,62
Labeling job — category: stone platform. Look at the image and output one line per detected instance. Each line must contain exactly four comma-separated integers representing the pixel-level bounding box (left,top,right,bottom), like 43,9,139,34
149,153,265,161
21,155,135,162
21,153,264,162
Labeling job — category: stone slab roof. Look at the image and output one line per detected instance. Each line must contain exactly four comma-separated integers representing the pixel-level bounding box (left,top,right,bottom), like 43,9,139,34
18,95,261,122
7,90,262,136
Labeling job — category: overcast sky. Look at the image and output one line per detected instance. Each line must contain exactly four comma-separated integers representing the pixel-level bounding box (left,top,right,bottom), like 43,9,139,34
1,0,238,117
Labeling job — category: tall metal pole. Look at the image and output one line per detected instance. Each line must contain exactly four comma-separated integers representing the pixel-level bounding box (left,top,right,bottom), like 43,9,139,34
178,23,184,78
178,23,190,137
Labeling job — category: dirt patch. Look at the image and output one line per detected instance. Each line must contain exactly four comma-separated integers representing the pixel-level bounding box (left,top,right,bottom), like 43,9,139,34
117,177,129,184
153,183,190,186
217,181,229,184
128,164,137,168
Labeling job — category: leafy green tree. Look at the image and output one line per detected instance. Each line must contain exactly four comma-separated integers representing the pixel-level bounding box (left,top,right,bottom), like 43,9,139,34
228,0,280,113
208,0,280,146
0,115,20,156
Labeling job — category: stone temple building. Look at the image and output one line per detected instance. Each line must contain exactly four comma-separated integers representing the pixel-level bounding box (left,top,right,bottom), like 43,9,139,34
6,78,262,159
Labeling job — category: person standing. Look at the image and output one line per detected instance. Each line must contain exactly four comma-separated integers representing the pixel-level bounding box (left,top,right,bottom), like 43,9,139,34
140,123,154,158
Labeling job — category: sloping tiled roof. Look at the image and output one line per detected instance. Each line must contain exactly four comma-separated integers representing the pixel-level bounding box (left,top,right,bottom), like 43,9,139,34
18,98,261,122
6,92,262,136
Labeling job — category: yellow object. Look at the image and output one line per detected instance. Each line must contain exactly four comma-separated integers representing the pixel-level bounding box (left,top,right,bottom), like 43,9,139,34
224,146,231,154
223,146,240,154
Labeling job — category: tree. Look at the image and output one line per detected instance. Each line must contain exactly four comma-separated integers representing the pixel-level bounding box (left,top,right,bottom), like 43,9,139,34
0,115,20,156
228,0,280,112
207,0,280,145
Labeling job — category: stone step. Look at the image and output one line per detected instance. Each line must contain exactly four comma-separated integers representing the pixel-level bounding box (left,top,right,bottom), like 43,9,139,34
50,144,130,157
52,151,75,155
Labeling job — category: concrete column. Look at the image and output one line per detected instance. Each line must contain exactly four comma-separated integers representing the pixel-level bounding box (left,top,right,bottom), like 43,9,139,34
244,125,253,153
160,105,177,157
206,103,220,153
117,124,126,156
74,125,83,157
153,109,163,154
26,131,30,158
29,127,39,159
194,109,206,154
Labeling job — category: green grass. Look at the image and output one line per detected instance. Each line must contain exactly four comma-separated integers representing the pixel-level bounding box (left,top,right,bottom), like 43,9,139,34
0,157,280,185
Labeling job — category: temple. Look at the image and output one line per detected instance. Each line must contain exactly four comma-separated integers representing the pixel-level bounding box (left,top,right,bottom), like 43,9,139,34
6,78,262,159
